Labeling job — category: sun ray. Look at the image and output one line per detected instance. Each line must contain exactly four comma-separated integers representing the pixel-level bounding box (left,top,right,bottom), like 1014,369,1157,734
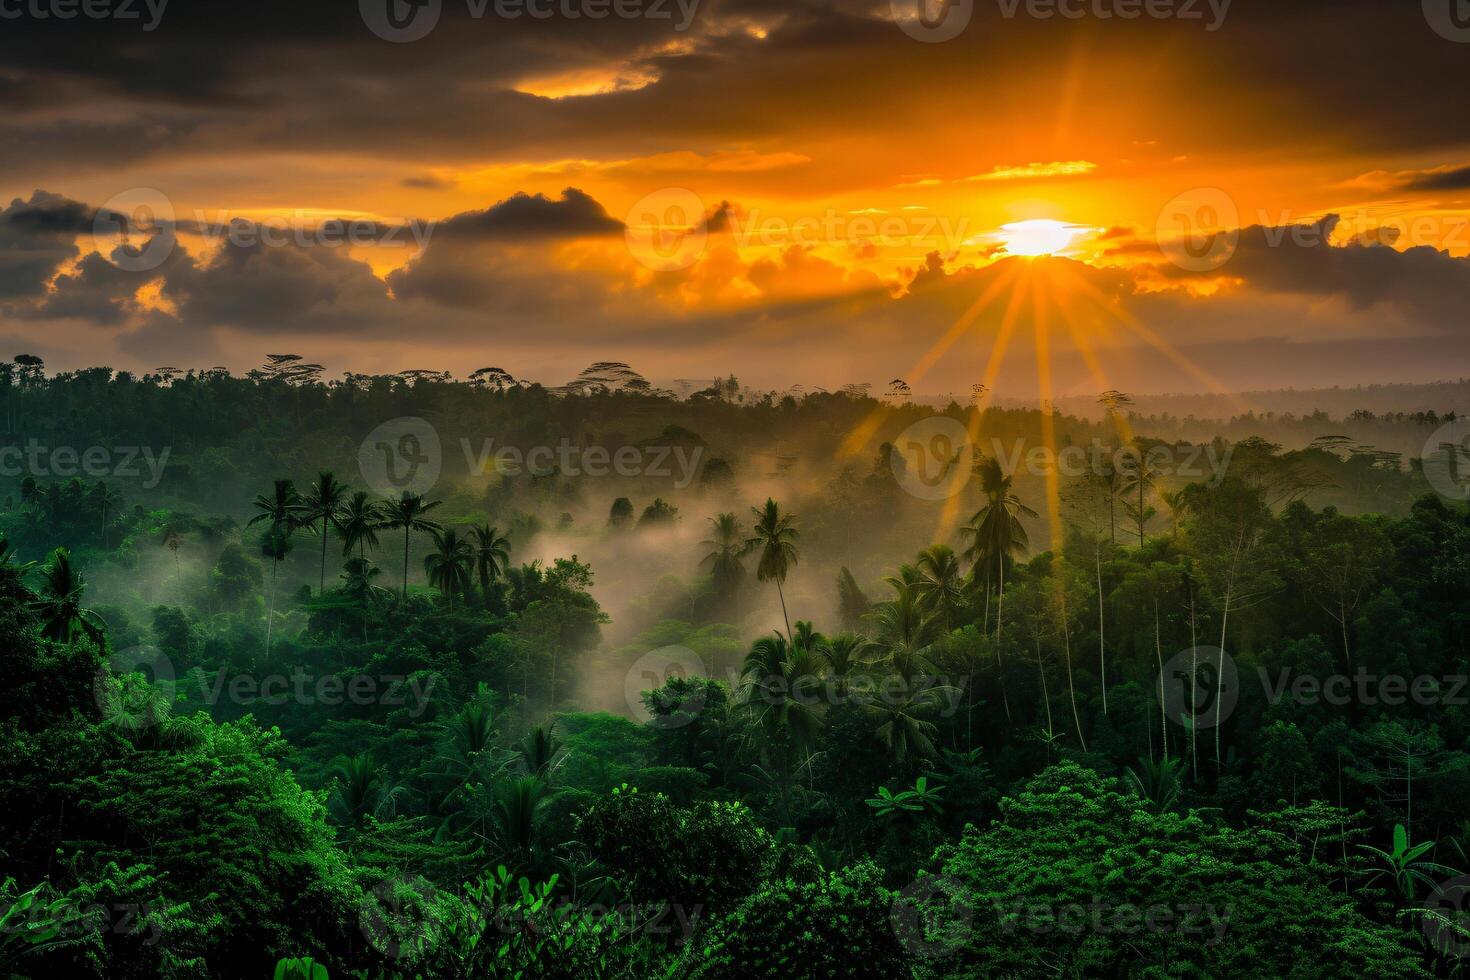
933,273,1032,544
838,263,1020,460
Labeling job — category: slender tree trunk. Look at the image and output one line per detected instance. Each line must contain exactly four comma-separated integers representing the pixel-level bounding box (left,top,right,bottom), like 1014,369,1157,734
1188,584,1198,782
1035,637,1053,736
402,527,410,600
266,560,277,655
1096,545,1108,714
1215,584,1232,771
1138,477,1146,547
319,517,329,594
776,577,792,642
1060,589,1086,752
1154,594,1167,759
1340,598,1351,666
995,557,1012,722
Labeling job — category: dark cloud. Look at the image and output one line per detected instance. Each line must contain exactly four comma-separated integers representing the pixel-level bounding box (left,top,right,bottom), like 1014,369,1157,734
429,188,624,240
0,190,90,300
1402,165,1470,192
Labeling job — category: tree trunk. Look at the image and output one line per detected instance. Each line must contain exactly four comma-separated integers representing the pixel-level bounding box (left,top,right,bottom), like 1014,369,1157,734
1096,545,1108,715
319,517,329,594
776,577,792,642
995,557,1012,722
402,527,410,600
266,560,277,655
1154,594,1167,759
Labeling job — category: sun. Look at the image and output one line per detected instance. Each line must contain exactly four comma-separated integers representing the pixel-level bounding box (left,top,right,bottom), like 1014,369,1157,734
998,219,1086,257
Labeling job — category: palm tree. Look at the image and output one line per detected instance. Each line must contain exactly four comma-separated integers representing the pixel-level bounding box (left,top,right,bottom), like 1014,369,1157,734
303,472,350,594
327,753,402,827
915,544,964,632
857,682,954,767
470,524,511,604
338,491,383,560
962,458,1036,722
739,633,828,768
380,492,442,599
517,723,563,779
701,513,752,619
873,574,940,680
340,557,388,639
748,498,799,641
1120,444,1161,546
248,479,306,655
1157,488,1189,536
31,548,104,644
424,528,473,610
821,633,872,697
89,482,123,549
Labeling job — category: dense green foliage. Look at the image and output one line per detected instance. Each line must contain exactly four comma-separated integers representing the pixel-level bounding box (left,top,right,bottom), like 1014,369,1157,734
2,360,1468,977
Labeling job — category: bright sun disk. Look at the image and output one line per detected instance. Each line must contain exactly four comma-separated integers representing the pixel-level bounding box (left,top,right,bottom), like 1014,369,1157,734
998,219,1085,257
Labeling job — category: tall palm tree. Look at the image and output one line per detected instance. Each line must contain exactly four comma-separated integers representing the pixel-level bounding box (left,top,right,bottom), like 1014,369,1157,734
380,492,442,599
701,512,752,619
424,528,473,610
470,524,511,604
963,457,1036,723
31,548,103,644
748,498,799,641
303,472,350,594
915,544,965,632
89,482,123,550
338,491,383,560
248,479,306,655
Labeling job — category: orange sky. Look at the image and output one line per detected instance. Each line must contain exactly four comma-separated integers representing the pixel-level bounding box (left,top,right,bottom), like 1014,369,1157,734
3,1,1470,394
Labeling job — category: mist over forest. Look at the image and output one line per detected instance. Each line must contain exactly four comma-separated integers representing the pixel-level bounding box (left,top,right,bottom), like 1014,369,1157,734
2,354,1469,978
